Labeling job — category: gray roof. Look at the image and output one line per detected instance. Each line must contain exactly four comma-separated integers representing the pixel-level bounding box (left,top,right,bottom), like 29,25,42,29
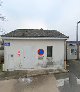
67,41,80,44
2,29,69,38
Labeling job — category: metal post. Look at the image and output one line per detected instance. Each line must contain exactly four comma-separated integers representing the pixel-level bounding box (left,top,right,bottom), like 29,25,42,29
76,23,78,42
76,21,80,60
77,23,79,59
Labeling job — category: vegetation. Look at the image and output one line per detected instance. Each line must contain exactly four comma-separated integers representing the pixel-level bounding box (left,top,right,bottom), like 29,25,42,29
0,0,5,21
0,64,2,71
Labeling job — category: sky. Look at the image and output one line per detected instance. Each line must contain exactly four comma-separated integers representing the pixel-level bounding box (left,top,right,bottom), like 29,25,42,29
0,0,80,40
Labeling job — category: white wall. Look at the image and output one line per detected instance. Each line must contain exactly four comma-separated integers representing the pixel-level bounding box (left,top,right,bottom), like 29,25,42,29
67,43,77,60
3,39,65,71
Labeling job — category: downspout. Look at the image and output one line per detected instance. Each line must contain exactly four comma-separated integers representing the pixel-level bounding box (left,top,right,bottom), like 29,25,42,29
64,40,67,70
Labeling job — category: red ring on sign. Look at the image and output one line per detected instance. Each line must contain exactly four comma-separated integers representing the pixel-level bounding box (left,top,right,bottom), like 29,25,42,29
38,49,44,56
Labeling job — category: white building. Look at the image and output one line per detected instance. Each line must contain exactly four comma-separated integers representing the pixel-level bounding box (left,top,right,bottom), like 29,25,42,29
66,41,80,60
2,29,68,71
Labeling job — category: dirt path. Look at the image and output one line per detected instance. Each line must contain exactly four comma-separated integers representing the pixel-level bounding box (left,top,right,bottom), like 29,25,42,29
0,74,59,92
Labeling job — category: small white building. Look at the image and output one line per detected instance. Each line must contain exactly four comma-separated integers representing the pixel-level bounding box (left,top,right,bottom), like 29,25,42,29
2,29,68,71
66,41,80,60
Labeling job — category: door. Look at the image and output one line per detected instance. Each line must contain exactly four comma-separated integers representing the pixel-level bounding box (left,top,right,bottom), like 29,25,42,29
22,46,34,69
8,54,14,71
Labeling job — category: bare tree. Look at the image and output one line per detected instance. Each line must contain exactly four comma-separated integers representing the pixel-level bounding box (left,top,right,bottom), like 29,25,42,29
0,0,6,35
0,0,5,21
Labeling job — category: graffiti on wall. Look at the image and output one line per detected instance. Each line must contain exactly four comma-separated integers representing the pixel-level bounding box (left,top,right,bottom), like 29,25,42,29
17,50,20,56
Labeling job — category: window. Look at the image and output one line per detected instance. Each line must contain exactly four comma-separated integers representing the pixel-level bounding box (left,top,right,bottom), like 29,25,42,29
47,46,52,57
70,49,77,55
71,49,74,54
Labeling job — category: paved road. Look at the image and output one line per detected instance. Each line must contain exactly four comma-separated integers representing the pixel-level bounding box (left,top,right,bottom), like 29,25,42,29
55,60,80,92
0,74,59,92
69,60,80,78
1,60,80,92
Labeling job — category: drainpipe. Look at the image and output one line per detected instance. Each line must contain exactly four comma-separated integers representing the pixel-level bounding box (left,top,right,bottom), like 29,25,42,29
64,41,67,69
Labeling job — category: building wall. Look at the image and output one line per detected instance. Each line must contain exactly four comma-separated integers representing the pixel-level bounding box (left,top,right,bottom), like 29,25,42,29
67,43,77,60
3,39,65,71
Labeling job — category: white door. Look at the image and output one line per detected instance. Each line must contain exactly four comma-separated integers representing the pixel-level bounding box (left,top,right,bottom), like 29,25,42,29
8,54,14,71
22,46,34,69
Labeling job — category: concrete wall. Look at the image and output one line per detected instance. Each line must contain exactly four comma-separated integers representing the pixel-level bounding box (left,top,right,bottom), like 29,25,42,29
3,39,65,71
67,43,77,60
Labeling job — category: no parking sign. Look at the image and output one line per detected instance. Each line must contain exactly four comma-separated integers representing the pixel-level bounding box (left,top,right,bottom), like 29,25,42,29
38,49,44,56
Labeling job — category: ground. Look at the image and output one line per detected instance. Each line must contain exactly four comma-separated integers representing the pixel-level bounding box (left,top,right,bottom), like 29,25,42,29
0,60,80,92
1,72,78,92
54,60,80,92
0,74,59,92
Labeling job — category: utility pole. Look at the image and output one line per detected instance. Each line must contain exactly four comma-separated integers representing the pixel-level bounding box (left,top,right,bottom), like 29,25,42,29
76,21,80,60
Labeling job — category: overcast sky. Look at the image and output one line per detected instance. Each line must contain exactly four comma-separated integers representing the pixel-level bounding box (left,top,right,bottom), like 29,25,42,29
0,0,80,40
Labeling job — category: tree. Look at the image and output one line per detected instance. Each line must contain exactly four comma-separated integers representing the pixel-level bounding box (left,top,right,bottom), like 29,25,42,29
0,0,5,21
0,0,6,35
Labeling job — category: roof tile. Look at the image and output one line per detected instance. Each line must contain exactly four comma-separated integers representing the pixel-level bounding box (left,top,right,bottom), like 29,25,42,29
2,29,69,38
